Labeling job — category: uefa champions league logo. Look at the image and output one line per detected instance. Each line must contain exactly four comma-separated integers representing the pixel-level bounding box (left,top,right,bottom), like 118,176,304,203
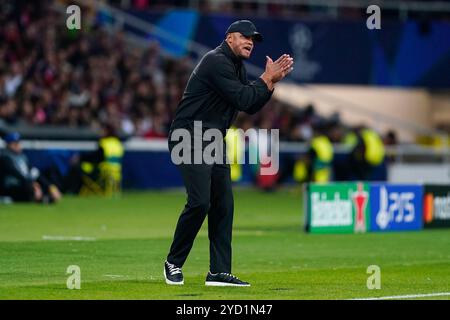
288,24,320,81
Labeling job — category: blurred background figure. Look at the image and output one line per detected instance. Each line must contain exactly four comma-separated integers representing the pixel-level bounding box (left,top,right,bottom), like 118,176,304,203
305,120,334,183
347,125,386,181
0,132,61,203
65,123,124,196
225,124,244,183
289,119,334,184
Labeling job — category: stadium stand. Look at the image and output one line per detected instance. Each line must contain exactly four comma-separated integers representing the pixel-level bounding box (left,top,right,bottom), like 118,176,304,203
0,0,380,144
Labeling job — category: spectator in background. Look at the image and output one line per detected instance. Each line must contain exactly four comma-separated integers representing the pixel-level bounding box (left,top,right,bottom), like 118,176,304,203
349,125,386,181
254,117,280,191
383,130,398,146
0,132,62,203
305,120,334,182
288,119,334,184
4,62,23,98
0,99,19,124
383,129,398,163
64,123,124,196
328,120,352,181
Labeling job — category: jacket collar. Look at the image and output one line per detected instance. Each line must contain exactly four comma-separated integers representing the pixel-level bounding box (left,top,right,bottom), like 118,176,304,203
219,41,242,65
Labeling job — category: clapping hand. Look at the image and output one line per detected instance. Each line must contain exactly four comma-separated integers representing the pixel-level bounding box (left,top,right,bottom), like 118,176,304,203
265,54,294,83
260,54,294,90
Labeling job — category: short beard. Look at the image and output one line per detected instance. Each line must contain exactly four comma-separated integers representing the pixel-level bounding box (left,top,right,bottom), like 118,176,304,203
237,49,250,60
227,41,248,60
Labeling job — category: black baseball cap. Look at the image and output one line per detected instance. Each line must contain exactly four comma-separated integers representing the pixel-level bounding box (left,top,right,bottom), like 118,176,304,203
225,20,263,42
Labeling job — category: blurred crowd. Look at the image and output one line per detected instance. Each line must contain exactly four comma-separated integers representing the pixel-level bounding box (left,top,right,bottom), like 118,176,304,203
0,1,194,138
111,0,450,21
0,1,372,143
0,1,401,146
1,0,444,143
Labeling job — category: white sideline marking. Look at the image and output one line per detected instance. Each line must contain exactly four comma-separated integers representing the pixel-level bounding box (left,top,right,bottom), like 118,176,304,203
351,292,450,300
103,275,128,278
42,235,96,241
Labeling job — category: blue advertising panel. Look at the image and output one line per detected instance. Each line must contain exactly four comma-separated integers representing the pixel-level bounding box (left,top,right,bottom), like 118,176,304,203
370,184,423,232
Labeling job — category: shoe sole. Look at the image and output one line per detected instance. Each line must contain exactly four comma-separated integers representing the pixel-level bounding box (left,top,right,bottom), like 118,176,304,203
164,268,184,285
205,281,250,287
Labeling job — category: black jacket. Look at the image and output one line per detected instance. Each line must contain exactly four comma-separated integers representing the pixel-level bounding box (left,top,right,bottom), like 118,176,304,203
170,41,273,135
0,148,33,190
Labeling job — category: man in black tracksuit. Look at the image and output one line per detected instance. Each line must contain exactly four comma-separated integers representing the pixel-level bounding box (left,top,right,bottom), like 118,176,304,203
164,20,294,286
0,132,62,203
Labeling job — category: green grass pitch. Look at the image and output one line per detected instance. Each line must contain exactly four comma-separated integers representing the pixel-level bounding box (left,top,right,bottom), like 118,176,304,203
0,188,449,300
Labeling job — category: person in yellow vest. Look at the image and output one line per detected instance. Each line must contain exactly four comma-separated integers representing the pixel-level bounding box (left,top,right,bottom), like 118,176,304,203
343,130,358,149
98,125,124,195
225,126,244,182
291,120,334,183
306,121,334,183
349,126,385,180
79,123,124,196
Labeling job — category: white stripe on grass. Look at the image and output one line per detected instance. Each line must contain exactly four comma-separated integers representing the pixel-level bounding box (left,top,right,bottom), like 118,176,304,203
351,292,450,300
42,235,96,241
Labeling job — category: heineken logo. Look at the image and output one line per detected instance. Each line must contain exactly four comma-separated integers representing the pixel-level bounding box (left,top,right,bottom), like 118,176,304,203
309,183,369,231
352,183,368,233
310,191,352,227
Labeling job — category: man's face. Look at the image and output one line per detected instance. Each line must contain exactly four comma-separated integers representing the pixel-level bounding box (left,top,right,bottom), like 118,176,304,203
226,32,254,59
8,142,21,154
